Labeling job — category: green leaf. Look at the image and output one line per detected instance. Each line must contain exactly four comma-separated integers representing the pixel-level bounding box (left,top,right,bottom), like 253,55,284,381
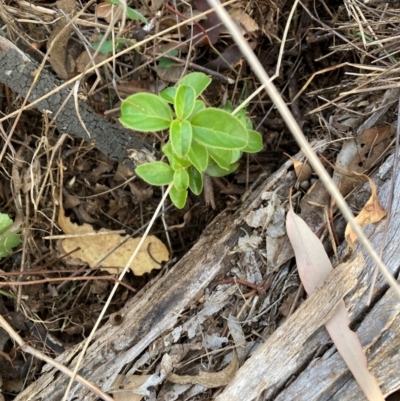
223,100,234,113
120,93,172,132
206,163,238,177
174,85,196,120
236,108,253,129
92,39,117,54
158,58,175,68
170,120,192,158
170,185,188,209
190,100,206,118
179,72,211,97
208,148,232,170
173,168,189,191
187,141,208,172
160,87,177,104
243,130,263,153
231,149,242,163
136,162,174,185
188,166,203,195
0,231,21,258
162,143,191,170
0,213,13,232
126,7,147,23
191,109,248,149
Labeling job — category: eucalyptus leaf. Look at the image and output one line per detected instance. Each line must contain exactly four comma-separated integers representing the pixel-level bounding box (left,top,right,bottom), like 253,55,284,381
170,120,192,157
178,72,211,96
191,109,248,149
170,185,188,209
174,85,196,120
120,93,172,132
136,162,174,185
188,166,203,195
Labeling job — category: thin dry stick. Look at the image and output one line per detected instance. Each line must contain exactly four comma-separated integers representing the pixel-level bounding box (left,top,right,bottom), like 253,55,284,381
206,0,400,299
231,0,299,116
62,184,173,400
0,315,114,401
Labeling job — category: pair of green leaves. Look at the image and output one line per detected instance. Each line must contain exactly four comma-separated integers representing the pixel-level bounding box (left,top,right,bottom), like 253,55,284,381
119,72,263,208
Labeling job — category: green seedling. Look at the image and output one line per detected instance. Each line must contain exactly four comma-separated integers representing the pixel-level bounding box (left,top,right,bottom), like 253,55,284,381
119,72,263,208
0,213,21,258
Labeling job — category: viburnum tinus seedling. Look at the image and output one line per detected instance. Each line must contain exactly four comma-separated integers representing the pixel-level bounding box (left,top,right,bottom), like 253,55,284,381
119,72,263,208
0,213,21,258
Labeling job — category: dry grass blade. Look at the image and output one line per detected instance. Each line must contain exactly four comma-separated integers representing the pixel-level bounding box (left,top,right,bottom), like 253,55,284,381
206,0,400,300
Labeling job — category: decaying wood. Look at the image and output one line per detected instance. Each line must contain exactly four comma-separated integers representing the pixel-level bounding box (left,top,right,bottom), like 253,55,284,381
0,34,148,171
14,146,400,400
216,253,365,401
14,146,299,400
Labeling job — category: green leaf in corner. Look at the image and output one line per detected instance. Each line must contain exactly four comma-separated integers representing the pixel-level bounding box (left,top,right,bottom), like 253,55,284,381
170,185,187,209
178,72,211,97
243,130,263,153
188,166,203,195
191,109,248,149
173,168,189,191
120,93,172,132
170,120,192,158
136,162,174,185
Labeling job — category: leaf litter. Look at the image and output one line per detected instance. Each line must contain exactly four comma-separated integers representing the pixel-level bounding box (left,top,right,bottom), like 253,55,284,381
2,0,400,399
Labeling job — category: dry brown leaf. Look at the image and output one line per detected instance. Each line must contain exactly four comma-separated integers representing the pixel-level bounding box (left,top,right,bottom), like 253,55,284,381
333,126,393,198
111,374,151,401
168,351,239,388
284,153,313,182
58,207,169,275
228,8,259,34
47,0,76,80
345,175,387,249
286,209,384,401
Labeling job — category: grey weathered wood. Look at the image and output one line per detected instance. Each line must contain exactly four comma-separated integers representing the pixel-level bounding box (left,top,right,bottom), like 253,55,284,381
14,142,302,400
217,152,400,401
216,254,366,401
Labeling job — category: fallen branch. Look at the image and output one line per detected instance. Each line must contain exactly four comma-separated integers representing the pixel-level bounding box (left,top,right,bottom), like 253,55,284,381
0,34,149,171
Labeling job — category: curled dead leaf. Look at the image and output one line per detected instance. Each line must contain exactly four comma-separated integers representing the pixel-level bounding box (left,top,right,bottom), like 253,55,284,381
345,174,386,249
284,153,313,182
